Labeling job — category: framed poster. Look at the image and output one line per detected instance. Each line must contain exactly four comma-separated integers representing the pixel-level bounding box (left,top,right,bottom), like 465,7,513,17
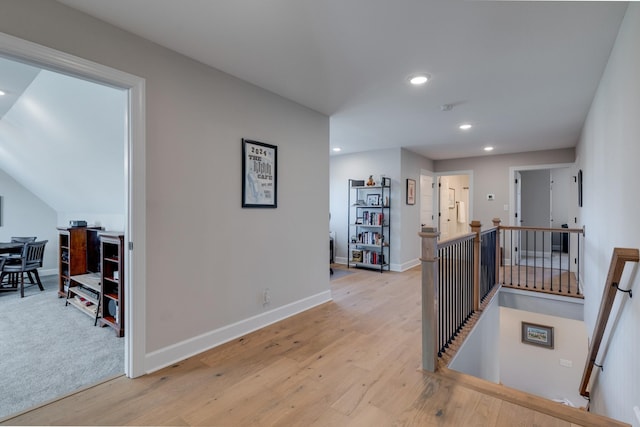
406,179,416,205
242,139,277,208
521,322,554,349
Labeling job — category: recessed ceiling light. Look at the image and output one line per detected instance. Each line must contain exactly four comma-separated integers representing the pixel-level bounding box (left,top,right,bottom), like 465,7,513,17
484,146,494,152
408,74,429,85
459,123,472,130
0,90,5,96
332,147,341,152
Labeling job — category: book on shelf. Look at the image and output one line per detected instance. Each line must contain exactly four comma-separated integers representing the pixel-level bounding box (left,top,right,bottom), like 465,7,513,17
74,295,93,307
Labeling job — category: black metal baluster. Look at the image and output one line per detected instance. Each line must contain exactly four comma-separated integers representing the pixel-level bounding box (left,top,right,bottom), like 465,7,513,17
577,233,581,295
566,231,571,294
533,231,537,289
541,232,545,290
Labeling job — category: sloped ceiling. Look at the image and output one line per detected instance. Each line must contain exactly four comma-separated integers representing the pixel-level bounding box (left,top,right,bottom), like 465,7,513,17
0,59,126,214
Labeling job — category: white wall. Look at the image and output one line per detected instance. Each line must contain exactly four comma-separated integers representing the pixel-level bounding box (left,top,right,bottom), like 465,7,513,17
551,167,570,227
435,149,574,227
521,169,550,228
0,0,331,370
449,294,500,383
0,169,57,273
576,5,640,425
401,149,434,270
499,307,588,407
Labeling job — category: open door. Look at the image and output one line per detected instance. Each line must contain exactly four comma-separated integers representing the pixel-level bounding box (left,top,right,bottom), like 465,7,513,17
420,173,434,230
514,171,522,265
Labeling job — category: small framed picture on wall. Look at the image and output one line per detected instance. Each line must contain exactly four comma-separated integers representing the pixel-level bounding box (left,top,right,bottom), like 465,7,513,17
406,179,416,205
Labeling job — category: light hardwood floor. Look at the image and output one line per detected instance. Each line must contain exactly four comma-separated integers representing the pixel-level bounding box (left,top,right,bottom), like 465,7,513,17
2,266,627,426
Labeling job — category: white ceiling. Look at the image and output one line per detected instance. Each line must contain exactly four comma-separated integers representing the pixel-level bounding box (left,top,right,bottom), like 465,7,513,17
57,0,628,159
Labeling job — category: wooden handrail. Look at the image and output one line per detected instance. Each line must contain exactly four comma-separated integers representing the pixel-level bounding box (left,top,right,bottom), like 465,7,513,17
579,247,639,398
437,232,475,249
499,225,584,234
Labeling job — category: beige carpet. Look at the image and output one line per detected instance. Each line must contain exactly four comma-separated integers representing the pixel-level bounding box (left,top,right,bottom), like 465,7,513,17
0,275,124,419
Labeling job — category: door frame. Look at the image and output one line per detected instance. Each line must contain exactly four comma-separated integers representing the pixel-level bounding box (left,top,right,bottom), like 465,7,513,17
434,170,473,239
508,163,574,227
0,31,147,377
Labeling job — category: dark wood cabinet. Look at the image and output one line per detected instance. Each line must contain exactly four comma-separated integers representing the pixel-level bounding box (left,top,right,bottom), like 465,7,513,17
57,226,102,297
99,232,125,337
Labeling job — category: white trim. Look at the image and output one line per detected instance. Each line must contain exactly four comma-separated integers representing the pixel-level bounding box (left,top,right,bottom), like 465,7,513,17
396,259,420,272
0,32,147,378
335,256,349,265
144,291,333,373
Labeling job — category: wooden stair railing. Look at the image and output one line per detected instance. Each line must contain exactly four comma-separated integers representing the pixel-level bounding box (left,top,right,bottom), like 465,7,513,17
579,247,640,398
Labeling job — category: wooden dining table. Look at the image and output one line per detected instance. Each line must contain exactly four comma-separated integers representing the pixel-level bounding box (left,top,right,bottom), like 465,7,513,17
0,242,25,254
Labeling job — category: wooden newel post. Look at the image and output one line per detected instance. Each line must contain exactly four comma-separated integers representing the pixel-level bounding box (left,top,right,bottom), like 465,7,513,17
419,227,440,372
493,218,501,284
470,220,482,311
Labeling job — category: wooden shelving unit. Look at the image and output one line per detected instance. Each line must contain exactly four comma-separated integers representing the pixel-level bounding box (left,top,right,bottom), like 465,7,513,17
65,273,101,325
57,226,102,298
99,232,125,337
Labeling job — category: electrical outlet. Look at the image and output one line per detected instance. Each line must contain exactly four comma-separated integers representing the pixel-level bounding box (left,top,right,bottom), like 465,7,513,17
262,288,271,306
503,204,509,211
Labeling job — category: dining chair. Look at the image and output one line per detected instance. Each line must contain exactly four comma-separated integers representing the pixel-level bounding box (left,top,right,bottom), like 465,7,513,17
0,240,48,298
0,256,7,290
10,236,37,243
8,236,38,284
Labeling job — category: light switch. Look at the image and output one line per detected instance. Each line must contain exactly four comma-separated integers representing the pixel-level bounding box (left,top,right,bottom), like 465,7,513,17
559,359,573,368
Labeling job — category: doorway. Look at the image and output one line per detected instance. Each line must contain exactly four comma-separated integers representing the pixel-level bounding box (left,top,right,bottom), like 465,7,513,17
437,173,471,240
0,31,146,415
510,165,573,269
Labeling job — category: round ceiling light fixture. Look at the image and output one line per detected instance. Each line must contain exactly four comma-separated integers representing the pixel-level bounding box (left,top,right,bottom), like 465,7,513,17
0,90,5,96
484,146,494,152
408,74,430,86
459,123,473,130
332,147,342,152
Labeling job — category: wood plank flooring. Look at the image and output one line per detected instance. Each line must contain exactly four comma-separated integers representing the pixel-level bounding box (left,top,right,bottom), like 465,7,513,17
499,265,582,298
2,266,626,426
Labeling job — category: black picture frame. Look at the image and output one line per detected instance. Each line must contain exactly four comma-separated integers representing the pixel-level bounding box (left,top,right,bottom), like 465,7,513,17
366,194,380,206
521,321,554,349
406,179,416,205
242,139,277,208
578,169,583,207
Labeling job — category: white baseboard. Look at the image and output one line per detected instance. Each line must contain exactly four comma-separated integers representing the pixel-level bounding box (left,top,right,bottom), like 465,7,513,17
334,257,418,272
40,269,57,277
335,256,348,265
395,259,420,272
144,290,333,374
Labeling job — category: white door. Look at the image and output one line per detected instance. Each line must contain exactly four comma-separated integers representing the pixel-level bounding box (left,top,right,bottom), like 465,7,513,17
420,174,434,229
514,171,522,265
438,177,451,240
